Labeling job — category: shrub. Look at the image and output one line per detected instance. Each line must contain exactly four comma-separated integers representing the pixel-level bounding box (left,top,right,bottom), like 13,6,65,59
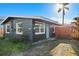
0,38,30,55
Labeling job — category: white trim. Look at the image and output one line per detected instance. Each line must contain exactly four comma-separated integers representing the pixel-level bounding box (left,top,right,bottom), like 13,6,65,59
5,24,11,33
46,24,49,38
35,22,45,35
1,16,9,24
16,22,23,34
35,32,45,35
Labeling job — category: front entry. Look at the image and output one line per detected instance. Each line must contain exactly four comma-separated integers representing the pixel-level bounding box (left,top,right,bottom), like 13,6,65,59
46,24,49,38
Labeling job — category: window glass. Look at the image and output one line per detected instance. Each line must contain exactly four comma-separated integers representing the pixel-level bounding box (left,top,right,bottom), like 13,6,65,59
7,25,10,32
16,22,23,34
34,21,45,34
40,24,44,32
34,25,39,33
6,24,11,33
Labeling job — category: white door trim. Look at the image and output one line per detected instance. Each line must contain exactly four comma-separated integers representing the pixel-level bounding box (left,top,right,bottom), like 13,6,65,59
46,24,49,38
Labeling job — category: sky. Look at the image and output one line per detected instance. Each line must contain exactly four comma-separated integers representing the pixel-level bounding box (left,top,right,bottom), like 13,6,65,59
0,3,79,24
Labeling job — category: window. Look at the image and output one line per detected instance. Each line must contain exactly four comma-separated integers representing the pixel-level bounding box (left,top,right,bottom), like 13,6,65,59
6,24,11,33
34,21,45,34
16,22,23,34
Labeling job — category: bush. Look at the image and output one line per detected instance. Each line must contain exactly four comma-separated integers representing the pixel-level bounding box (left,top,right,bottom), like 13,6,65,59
0,37,5,40
0,38,30,55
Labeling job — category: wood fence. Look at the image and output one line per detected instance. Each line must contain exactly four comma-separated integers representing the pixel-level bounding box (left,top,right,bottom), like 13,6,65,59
0,28,4,37
55,26,79,39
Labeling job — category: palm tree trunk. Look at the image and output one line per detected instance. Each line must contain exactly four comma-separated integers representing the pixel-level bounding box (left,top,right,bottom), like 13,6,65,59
62,5,64,25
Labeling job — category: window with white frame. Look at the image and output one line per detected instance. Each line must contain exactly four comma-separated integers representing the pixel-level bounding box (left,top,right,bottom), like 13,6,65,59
34,21,45,34
16,22,23,34
6,24,11,33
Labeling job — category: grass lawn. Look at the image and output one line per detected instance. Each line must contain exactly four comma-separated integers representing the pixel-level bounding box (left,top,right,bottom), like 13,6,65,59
0,38,30,56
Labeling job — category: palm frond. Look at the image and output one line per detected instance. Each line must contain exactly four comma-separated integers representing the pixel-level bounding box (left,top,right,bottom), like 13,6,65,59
63,3,69,6
64,7,69,10
58,8,61,13
59,3,69,6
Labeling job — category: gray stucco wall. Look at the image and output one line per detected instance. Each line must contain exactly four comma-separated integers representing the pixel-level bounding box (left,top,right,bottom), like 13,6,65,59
23,19,33,42
4,20,13,39
4,18,33,42
4,18,54,42
32,20,46,42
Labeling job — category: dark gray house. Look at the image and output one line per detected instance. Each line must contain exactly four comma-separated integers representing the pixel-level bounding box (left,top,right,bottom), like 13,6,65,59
1,16,58,42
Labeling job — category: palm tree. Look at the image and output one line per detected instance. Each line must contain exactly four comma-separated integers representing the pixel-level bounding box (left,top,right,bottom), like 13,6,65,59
58,3,69,25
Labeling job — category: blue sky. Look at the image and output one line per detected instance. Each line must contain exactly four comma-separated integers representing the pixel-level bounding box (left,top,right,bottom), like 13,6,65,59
0,3,79,24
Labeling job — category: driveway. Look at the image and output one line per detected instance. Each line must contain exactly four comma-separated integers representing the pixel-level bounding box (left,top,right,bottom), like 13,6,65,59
11,39,79,56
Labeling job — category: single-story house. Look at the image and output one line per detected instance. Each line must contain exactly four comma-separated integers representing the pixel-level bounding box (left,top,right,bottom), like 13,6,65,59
1,16,58,42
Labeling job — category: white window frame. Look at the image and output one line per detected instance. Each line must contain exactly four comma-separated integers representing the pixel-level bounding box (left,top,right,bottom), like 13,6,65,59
5,24,11,33
34,22,45,35
16,22,23,34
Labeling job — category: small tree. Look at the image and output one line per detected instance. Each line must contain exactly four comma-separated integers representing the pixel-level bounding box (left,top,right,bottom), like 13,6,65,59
73,17,79,31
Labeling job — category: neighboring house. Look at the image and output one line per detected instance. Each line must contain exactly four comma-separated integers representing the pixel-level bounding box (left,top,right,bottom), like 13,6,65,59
1,16,58,42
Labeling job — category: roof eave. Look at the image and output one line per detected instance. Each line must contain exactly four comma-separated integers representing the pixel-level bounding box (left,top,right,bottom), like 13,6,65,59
1,16,58,25
1,16,9,25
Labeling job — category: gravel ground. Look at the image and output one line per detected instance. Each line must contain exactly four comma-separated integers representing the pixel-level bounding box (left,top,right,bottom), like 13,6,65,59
11,39,79,56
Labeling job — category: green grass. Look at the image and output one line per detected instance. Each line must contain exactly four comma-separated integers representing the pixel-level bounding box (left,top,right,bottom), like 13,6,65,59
0,38,30,55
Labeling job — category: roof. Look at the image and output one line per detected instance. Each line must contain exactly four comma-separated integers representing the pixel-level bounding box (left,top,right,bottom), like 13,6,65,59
1,16,58,24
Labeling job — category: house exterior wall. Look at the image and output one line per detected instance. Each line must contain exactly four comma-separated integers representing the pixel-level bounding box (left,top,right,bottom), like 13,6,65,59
4,18,33,42
32,20,53,42
3,18,55,42
4,20,12,38
23,19,33,42
32,20,46,42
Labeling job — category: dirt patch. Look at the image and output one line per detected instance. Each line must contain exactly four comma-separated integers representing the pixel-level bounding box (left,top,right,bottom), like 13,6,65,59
11,39,79,56
49,43,77,56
